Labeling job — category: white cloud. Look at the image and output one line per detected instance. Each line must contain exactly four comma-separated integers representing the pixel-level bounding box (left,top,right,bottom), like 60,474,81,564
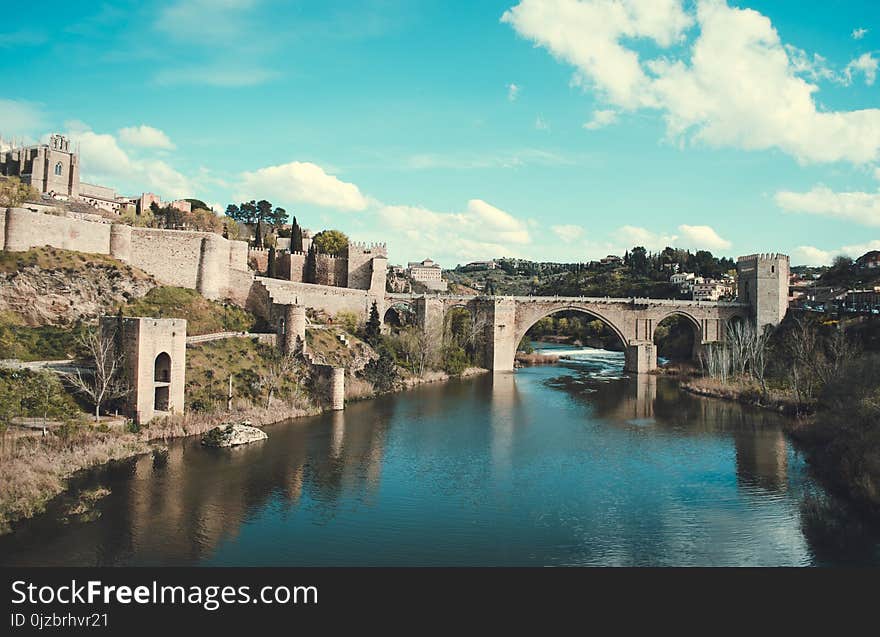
535,115,550,130
792,246,832,266
845,53,878,86
775,186,880,226
852,28,868,40
502,0,880,165
583,109,618,130
238,161,370,211
793,240,880,266
156,0,257,40
0,99,45,138
613,225,676,251
841,239,880,257
406,148,574,170
785,46,844,84
154,65,278,87
502,0,692,109
507,83,521,101
677,224,731,250
66,124,192,198
118,125,176,150
378,199,532,263
551,224,586,242
875,166,880,181
466,199,532,244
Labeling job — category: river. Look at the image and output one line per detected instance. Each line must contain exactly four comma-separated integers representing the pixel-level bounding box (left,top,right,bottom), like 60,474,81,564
2,343,879,566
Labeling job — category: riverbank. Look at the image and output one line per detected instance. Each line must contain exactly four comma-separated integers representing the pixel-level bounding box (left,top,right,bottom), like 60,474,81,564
0,366,487,535
681,377,811,416
680,375,880,521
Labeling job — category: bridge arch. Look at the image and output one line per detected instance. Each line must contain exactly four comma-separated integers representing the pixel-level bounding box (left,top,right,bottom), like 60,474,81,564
383,301,415,330
652,311,702,362
514,305,629,358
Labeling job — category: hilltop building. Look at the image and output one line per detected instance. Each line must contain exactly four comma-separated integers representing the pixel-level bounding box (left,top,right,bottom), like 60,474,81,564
1,134,190,217
1,134,80,199
407,258,448,291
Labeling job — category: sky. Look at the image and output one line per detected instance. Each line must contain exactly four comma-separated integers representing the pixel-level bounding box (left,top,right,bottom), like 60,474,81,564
0,0,878,267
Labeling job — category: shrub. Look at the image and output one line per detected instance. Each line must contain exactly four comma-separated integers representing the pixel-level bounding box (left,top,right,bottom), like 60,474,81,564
442,345,469,376
360,350,400,393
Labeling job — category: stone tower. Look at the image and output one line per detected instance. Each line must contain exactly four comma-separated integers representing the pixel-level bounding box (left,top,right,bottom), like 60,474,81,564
102,316,187,424
736,253,790,328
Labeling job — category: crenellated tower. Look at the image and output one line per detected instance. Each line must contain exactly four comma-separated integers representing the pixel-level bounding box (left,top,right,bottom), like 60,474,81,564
736,253,789,328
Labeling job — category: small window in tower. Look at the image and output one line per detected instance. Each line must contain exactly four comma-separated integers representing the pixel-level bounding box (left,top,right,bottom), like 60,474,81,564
54,162,63,176
771,266,775,273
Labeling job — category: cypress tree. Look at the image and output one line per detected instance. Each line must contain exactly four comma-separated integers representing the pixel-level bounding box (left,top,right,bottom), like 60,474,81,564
365,301,381,345
291,217,304,252
304,244,317,283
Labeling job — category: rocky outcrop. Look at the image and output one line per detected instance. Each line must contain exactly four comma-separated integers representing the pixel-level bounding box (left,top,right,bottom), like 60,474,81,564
0,262,155,326
201,422,268,448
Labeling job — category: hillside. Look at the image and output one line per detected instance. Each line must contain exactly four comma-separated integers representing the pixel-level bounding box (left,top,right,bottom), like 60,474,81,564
447,249,733,298
0,247,156,326
0,247,259,360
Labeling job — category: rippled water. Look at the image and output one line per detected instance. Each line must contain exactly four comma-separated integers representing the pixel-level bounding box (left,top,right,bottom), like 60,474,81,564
2,344,879,566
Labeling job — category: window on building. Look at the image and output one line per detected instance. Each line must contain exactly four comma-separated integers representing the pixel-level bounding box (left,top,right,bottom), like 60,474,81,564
54,162,63,176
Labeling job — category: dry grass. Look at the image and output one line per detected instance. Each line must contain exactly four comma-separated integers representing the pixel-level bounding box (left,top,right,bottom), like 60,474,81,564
681,376,810,416
0,397,325,534
0,427,150,534
0,246,151,278
515,352,560,366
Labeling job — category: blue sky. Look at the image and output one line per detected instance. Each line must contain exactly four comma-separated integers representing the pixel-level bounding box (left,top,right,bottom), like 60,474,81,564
1,0,878,266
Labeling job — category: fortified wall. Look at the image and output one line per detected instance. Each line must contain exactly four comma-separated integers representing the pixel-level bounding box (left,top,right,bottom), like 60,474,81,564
276,242,387,295
0,207,250,300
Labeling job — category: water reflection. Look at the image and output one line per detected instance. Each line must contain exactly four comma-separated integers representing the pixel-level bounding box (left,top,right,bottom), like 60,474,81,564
1,347,879,566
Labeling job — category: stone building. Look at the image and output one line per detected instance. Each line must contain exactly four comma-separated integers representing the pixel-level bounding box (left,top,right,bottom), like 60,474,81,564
0,134,80,198
101,316,186,424
407,258,447,292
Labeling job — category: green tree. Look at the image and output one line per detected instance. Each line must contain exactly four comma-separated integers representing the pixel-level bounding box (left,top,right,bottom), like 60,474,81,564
629,246,648,274
361,350,399,393
184,198,209,211
365,301,381,345
291,217,304,252
304,244,318,283
225,200,258,225
312,229,349,256
0,176,38,207
270,206,288,227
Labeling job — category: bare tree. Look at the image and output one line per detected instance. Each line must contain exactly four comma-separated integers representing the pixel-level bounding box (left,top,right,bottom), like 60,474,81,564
726,321,752,379
63,326,129,421
746,325,772,395
259,350,306,409
399,327,437,377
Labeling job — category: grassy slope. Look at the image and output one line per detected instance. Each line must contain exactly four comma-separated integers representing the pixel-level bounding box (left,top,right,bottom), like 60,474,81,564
121,286,255,336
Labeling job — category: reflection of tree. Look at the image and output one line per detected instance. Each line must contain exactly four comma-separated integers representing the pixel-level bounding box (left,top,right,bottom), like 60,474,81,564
0,403,394,566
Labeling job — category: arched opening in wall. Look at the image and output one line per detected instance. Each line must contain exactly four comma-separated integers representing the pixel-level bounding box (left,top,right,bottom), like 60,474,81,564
383,303,415,332
54,162,63,176
154,352,171,412
653,314,700,365
443,306,484,373
518,309,626,371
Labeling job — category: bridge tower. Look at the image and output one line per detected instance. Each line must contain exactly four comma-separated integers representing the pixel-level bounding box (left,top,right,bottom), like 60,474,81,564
736,253,789,329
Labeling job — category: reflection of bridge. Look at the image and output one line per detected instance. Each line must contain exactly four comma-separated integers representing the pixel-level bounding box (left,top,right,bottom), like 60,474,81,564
385,294,750,373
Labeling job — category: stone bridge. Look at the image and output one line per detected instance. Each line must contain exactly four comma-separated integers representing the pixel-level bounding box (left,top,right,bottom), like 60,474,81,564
383,294,750,373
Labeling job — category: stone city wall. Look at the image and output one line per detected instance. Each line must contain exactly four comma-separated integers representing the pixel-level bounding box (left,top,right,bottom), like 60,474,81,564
1,207,249,300
253,277,384,320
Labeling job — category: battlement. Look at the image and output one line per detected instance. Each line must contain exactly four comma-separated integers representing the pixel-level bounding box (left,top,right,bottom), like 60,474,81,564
349,241,387,255
737,253,789,263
